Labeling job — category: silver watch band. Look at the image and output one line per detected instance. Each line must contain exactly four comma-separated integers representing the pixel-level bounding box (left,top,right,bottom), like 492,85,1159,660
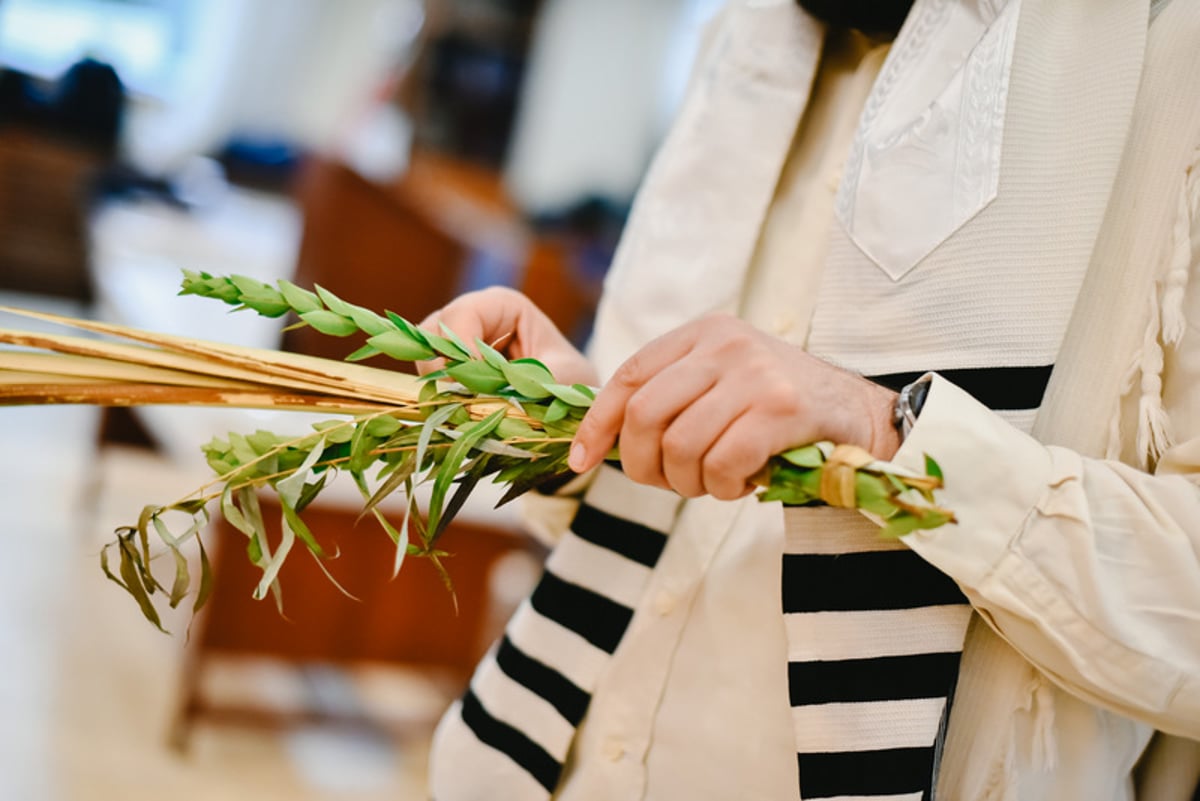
893,375,932,441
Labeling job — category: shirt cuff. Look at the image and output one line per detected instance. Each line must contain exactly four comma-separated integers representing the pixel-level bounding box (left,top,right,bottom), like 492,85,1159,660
890,373,1055,590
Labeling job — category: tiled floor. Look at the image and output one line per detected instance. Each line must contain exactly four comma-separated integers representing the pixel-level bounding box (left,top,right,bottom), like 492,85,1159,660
0,294,443,801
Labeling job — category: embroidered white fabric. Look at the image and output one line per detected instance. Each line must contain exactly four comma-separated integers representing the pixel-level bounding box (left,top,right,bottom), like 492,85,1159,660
836,0,1021,279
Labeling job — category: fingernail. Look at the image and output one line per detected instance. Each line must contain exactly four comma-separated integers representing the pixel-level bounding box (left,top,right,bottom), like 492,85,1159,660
569,442,587,472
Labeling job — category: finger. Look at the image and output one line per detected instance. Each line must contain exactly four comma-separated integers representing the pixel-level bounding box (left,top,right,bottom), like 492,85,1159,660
616,360,720,491
660,378,751,498
420,300,496,353
569,326,702,472
699,411,782,501
415,289,522,374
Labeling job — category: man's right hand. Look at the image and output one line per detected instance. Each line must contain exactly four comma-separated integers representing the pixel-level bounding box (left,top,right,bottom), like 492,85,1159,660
418,287,598,388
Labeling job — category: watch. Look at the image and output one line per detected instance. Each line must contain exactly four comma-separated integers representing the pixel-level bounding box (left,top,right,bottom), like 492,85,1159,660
893,375,932,441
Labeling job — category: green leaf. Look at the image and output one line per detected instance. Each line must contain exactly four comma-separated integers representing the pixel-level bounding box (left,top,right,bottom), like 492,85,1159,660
758,464,822,505
345,344,380,362
446,360,508,394
300,309,358,337
345,304,392,336
854,472,897,518
385,312,432,349
495,449,571,506
280,499,327,558
543,397,570,424
501,359,554,399
474,438,540,459
314,284,353,317
476,339,510,371
230,274,273,296
924,454,944,482
434,453,490,540
544,383,594,408
361,451,418,517
439,322,474,359
276,280,322,314
779,444,825,469
365,415,402,438
417,403,462,472
880,513,925,539
312,420,355,444
423,331,472,362
294,473,328,514
367,330,436,361
495,417,540,440
427,409,506,535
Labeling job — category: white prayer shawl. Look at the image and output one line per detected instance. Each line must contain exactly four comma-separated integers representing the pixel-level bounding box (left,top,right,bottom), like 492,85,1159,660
587,0,1200,797
431,0,1200,798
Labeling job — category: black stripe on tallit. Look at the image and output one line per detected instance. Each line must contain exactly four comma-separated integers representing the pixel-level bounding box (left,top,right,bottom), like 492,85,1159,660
568,503,668,567
798,746,937,799
782,551,968,613
529,571,634,654
867,364,1053,410
495,635,591,726
460,689,562,793
787,652,963,706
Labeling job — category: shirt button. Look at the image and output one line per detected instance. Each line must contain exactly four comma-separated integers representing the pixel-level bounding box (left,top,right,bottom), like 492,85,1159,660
654,590,677,616
602,737,626,762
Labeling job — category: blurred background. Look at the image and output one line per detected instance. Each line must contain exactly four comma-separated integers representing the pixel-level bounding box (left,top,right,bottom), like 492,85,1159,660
0,0,722,798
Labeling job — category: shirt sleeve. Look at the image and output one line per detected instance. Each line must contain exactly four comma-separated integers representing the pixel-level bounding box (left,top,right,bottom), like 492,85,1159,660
891,373,1200,738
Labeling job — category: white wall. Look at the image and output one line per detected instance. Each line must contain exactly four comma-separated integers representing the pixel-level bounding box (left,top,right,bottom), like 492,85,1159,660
124,0,422,174
503,0,724,215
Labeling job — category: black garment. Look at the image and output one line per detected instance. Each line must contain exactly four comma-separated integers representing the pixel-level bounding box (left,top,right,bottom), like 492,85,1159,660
796,0,915,38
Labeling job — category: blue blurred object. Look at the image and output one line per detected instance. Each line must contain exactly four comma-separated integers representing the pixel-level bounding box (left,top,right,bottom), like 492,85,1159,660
216,137,303,191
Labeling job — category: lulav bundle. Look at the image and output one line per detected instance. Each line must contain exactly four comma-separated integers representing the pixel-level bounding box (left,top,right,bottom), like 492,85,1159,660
0,272,955,630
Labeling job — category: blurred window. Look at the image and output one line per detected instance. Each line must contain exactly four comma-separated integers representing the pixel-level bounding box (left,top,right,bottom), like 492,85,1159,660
0,0,188,93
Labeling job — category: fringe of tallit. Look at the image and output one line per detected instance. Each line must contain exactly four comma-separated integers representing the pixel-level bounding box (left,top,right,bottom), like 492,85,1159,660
1105,153,1196,467
1135,290,1173,471
1024,673,1059,772
1160,149,1198,347
976,672,1059,801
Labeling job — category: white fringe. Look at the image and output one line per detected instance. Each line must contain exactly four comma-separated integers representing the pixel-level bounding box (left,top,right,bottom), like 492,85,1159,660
1025,674,1059,772
1105,354,1142,460
1134,293,1174,470
1160,157,1197,347
1107,151,1196,465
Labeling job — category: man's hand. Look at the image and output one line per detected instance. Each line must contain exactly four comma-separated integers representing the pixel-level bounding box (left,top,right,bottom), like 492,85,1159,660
568,314,900,500
419,287,598,387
